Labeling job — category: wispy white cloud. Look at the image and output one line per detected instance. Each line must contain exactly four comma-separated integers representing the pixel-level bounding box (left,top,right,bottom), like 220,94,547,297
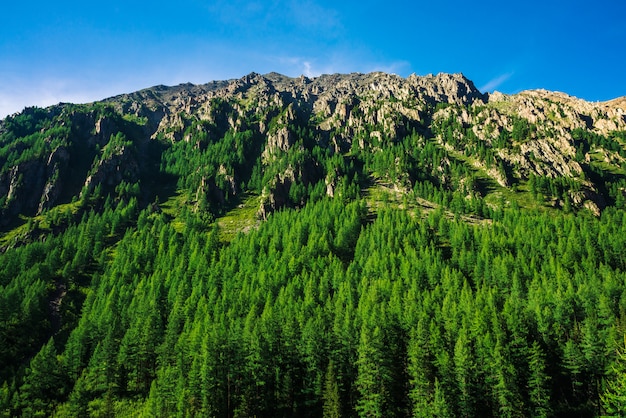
0,79,74,118
479,72,514,92
204,0,341,36
302,61,314,77
0,77,150,119
266,54,412,79
365,60,412,76
297,60,341,77
286,0,341,32
268,55,338,77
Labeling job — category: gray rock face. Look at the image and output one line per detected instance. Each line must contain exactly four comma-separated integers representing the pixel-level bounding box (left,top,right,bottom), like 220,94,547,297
83,144,139,193
103,71,487,141
38,146,71,213
1,159,46,224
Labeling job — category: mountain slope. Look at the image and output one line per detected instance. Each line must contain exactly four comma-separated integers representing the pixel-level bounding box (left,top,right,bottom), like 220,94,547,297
1,72,626,417
1,71,625,234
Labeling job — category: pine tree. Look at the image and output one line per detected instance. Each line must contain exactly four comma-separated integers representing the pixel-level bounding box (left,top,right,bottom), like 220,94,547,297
19,338,67,416
454,326,475,417
355,325,391,418
602,335,626,417
0,380,12,418
323,360,342,418
431,378,452,418
562,339,584,402
528,341,551,418
408,335,432,416
490,342,521,417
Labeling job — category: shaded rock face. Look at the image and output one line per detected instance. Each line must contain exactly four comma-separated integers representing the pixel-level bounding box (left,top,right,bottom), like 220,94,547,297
83,145,139,194
0,149,75,226
39,146,71,213
258,174,293,220
0,108,146,226
2,160,46,222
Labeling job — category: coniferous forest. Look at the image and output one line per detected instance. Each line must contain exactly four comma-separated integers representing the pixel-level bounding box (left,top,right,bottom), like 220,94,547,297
1,72,626,417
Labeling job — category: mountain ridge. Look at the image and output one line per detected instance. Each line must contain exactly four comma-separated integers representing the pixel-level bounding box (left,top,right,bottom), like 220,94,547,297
100,71,626,115
1,71,626,233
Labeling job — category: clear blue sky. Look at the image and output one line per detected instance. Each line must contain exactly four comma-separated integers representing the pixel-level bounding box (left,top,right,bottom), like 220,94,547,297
1,0,625,118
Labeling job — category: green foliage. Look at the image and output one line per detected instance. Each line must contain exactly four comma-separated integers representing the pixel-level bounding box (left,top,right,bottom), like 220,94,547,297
573,128,626,158
2,182,626,416
603,336,626,417
323,360,342,418
2,88,626,417
18,338,67,416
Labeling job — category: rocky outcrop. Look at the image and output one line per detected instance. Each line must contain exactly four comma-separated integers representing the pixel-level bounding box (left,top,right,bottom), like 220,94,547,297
38,146,71,213
83,144,139,194
487,89,626,135
263,103,298,160
258,172,294,220
0,159,46,225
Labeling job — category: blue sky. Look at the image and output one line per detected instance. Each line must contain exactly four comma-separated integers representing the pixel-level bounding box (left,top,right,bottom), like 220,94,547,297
1,0,625,118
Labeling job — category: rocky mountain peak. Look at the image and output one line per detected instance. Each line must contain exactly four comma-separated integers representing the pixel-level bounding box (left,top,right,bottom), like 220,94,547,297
408,72,486,105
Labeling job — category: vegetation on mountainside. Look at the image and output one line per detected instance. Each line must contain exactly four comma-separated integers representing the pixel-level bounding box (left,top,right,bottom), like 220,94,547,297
1,73,626,417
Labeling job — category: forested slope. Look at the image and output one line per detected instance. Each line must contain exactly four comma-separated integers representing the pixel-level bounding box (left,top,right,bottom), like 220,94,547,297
1,72,626,417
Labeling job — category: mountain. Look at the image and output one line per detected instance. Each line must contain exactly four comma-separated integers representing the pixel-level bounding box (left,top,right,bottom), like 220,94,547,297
1,72,625,232
1,72,626,417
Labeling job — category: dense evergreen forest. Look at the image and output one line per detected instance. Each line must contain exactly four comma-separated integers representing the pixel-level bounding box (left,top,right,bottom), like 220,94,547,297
1,72,626,417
